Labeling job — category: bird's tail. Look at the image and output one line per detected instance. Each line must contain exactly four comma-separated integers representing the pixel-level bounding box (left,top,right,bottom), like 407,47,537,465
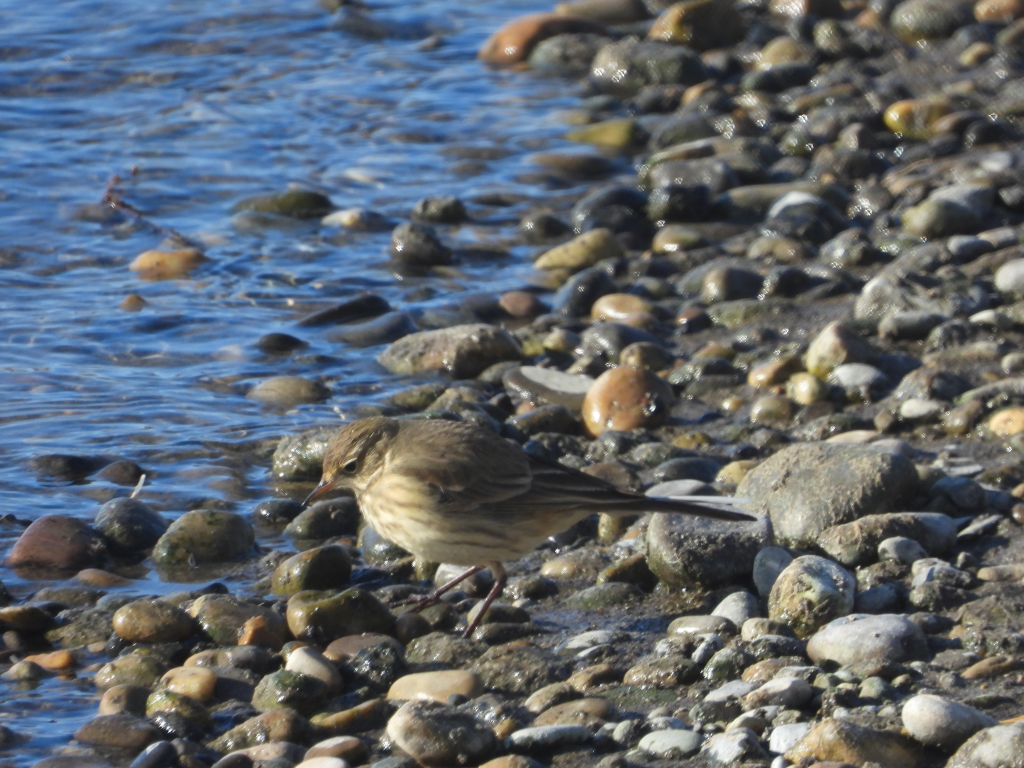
607,495,756,522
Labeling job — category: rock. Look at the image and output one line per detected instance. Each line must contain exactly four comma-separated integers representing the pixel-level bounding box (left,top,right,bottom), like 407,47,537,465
272,426,336,481
100,685,150,717
901,694,998,750
152,510,255,565
146,689,212,731
805,321,876,378
284,498,361,541
471,644,571,694
129,248,208,279
388,670,484,703
478,12,606,64
806,614,928,665
113,599,196,643
816,512,957,566
378,324,521,378
646,510,772,589
272,545,352,596
534,228,624,271
74,714,161,750
768,556,855,637
590,38,707,95
286,647,343,694
210,709,314,753
297,293,391,327
502,366,594,411
891,0,975,43
160,666,218,703
769,722,810,754
94,498,168,554
647,0,746,50
638,729,704,758
286,588,395,643
252,670,328,716
947,723,1024,768
785,718,923,767
5,515,106,571
735,443,919,547
711,592,761,627
741,677,814,709
995,259,1024,296
753,547,794,598
386,699,496,767
389,221,451,267
702,728,770,764
249,376,331,407
191,595,287,646
233,189,332,218
506,725,591,753
581,366,675,437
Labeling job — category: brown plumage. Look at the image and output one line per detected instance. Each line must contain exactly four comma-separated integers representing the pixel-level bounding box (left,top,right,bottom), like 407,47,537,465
305,416,754,636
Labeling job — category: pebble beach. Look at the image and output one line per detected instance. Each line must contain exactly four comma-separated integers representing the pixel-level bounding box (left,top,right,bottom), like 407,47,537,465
6,0,1024,767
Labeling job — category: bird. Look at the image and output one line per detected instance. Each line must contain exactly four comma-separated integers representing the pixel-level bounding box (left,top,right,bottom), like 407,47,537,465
304,416,754,637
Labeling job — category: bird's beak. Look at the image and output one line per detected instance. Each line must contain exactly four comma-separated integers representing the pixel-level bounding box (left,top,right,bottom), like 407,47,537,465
302,479,336,508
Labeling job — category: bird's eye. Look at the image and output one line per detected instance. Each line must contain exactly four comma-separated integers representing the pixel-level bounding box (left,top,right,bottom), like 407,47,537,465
342,459,358,474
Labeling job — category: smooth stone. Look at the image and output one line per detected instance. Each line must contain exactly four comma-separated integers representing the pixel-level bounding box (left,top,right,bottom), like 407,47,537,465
209,709,314,753
129,248,207,279
378,324,522,379
502,366,594,411
647,510,771,589
248,376,331,406
901,694,997,750
581,366,675,437
94,654,167,690
668,615,736,637
505,724,592,753
753,547,794,599
191,595,288,647
94,498,169,554
286,647,343,694
806,614,928,666
702,727,770,765
152,510,254,565
768,555,855,638
304,735,369,763
534,228,624,271
785,718,922,766
705,680,758,702
272,426,336,481
387,699,496,766
736,443,919,547
740,677,814,709
286,589,396,643
995,259,1024,295
947,723,1024,768
769,722,810,754
113,599,196,643
711,592,762,626
74,714,161,750
5,515,106,571
804,321,876,377
284,498,361,541
146,688,212,730
478,12,606,64
160,666,218,703
252,670,328,716
233,189,332,218
638,728,704,758
387,670,484,703
99,684,150,716
272,545,353,596
389,221,451,266
471,644,570,694
989,407,1024,437
294,759,349,768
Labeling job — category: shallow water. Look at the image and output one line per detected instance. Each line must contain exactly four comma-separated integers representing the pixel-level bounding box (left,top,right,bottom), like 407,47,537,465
0,0,600,759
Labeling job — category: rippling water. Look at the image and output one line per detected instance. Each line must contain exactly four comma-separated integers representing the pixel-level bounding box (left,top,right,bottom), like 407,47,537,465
0,0,599,758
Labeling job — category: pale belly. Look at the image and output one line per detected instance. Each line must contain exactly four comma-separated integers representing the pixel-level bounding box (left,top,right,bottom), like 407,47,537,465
357,475,580,566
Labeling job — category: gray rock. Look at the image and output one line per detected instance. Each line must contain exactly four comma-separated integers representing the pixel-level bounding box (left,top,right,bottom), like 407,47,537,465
769,556,855,638
502,366,594,411
94,498,169,555
378,324,522,378
386,700,496,766
151,511,254,565
702,727,769,765
736,443,919,547
995,259,1024,296
878,536,928,564
271,426,336,481
816,512,957,566
506,724,592,753
248,376,331,407
769,722,810,755
753,547,794,598
741,677,814,710
806,613,928,666
638,729,704,758
827,363,889,400
705,680,758,702
711,591,762,627
947,723,1024,768
902,694,998,750
591,38,706,95
646,511,772,589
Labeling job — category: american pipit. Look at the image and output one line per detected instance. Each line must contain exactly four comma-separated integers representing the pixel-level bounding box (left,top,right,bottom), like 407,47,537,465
305,416,753,636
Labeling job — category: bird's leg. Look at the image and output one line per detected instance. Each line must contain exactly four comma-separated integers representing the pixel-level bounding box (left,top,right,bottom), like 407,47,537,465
397,565,485,612
462,562,506,639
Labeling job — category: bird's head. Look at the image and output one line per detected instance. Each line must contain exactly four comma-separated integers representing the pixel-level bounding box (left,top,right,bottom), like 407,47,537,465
302,417,401,506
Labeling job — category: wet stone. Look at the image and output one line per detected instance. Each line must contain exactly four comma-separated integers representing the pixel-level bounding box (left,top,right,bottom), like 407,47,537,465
378,324,522,379
152,510,255,565
286,588,395,644
471,643,571,694
769,556,855,638
192,595,288,647
272,426,336,481
5,515,107,572
113,599,196,643
581,366,675,437
785,717,922,766
248,376,331,407
272,545,353,595
506,724,592,753
386,699,497,767
95,498,168,554
901,693,997,750
389,221,451,267
286,646,343,694
75,714,162,750
284,497,361,541
252,670,328,716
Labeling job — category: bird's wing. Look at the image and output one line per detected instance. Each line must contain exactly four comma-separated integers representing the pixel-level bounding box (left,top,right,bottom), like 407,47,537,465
386,422,533,515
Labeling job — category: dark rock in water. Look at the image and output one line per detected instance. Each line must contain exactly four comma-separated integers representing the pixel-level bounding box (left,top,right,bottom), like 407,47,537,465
6,515,107,571
390,221,452,267
297,293,391,327
284,497,361,541
378,323,522,378
412,195,467,224
272,426,337,481
550,266,617,316
736,443,920,547
96,460,148,486
256,332,307,354
95,498,169,554
231,189,333,219
31,453,110,481
272,544,352,596
590,39,707,95
329,311,418,348
571,184,651,237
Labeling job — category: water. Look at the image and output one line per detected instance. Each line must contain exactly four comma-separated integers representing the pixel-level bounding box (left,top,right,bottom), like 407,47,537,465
0,0,599,760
